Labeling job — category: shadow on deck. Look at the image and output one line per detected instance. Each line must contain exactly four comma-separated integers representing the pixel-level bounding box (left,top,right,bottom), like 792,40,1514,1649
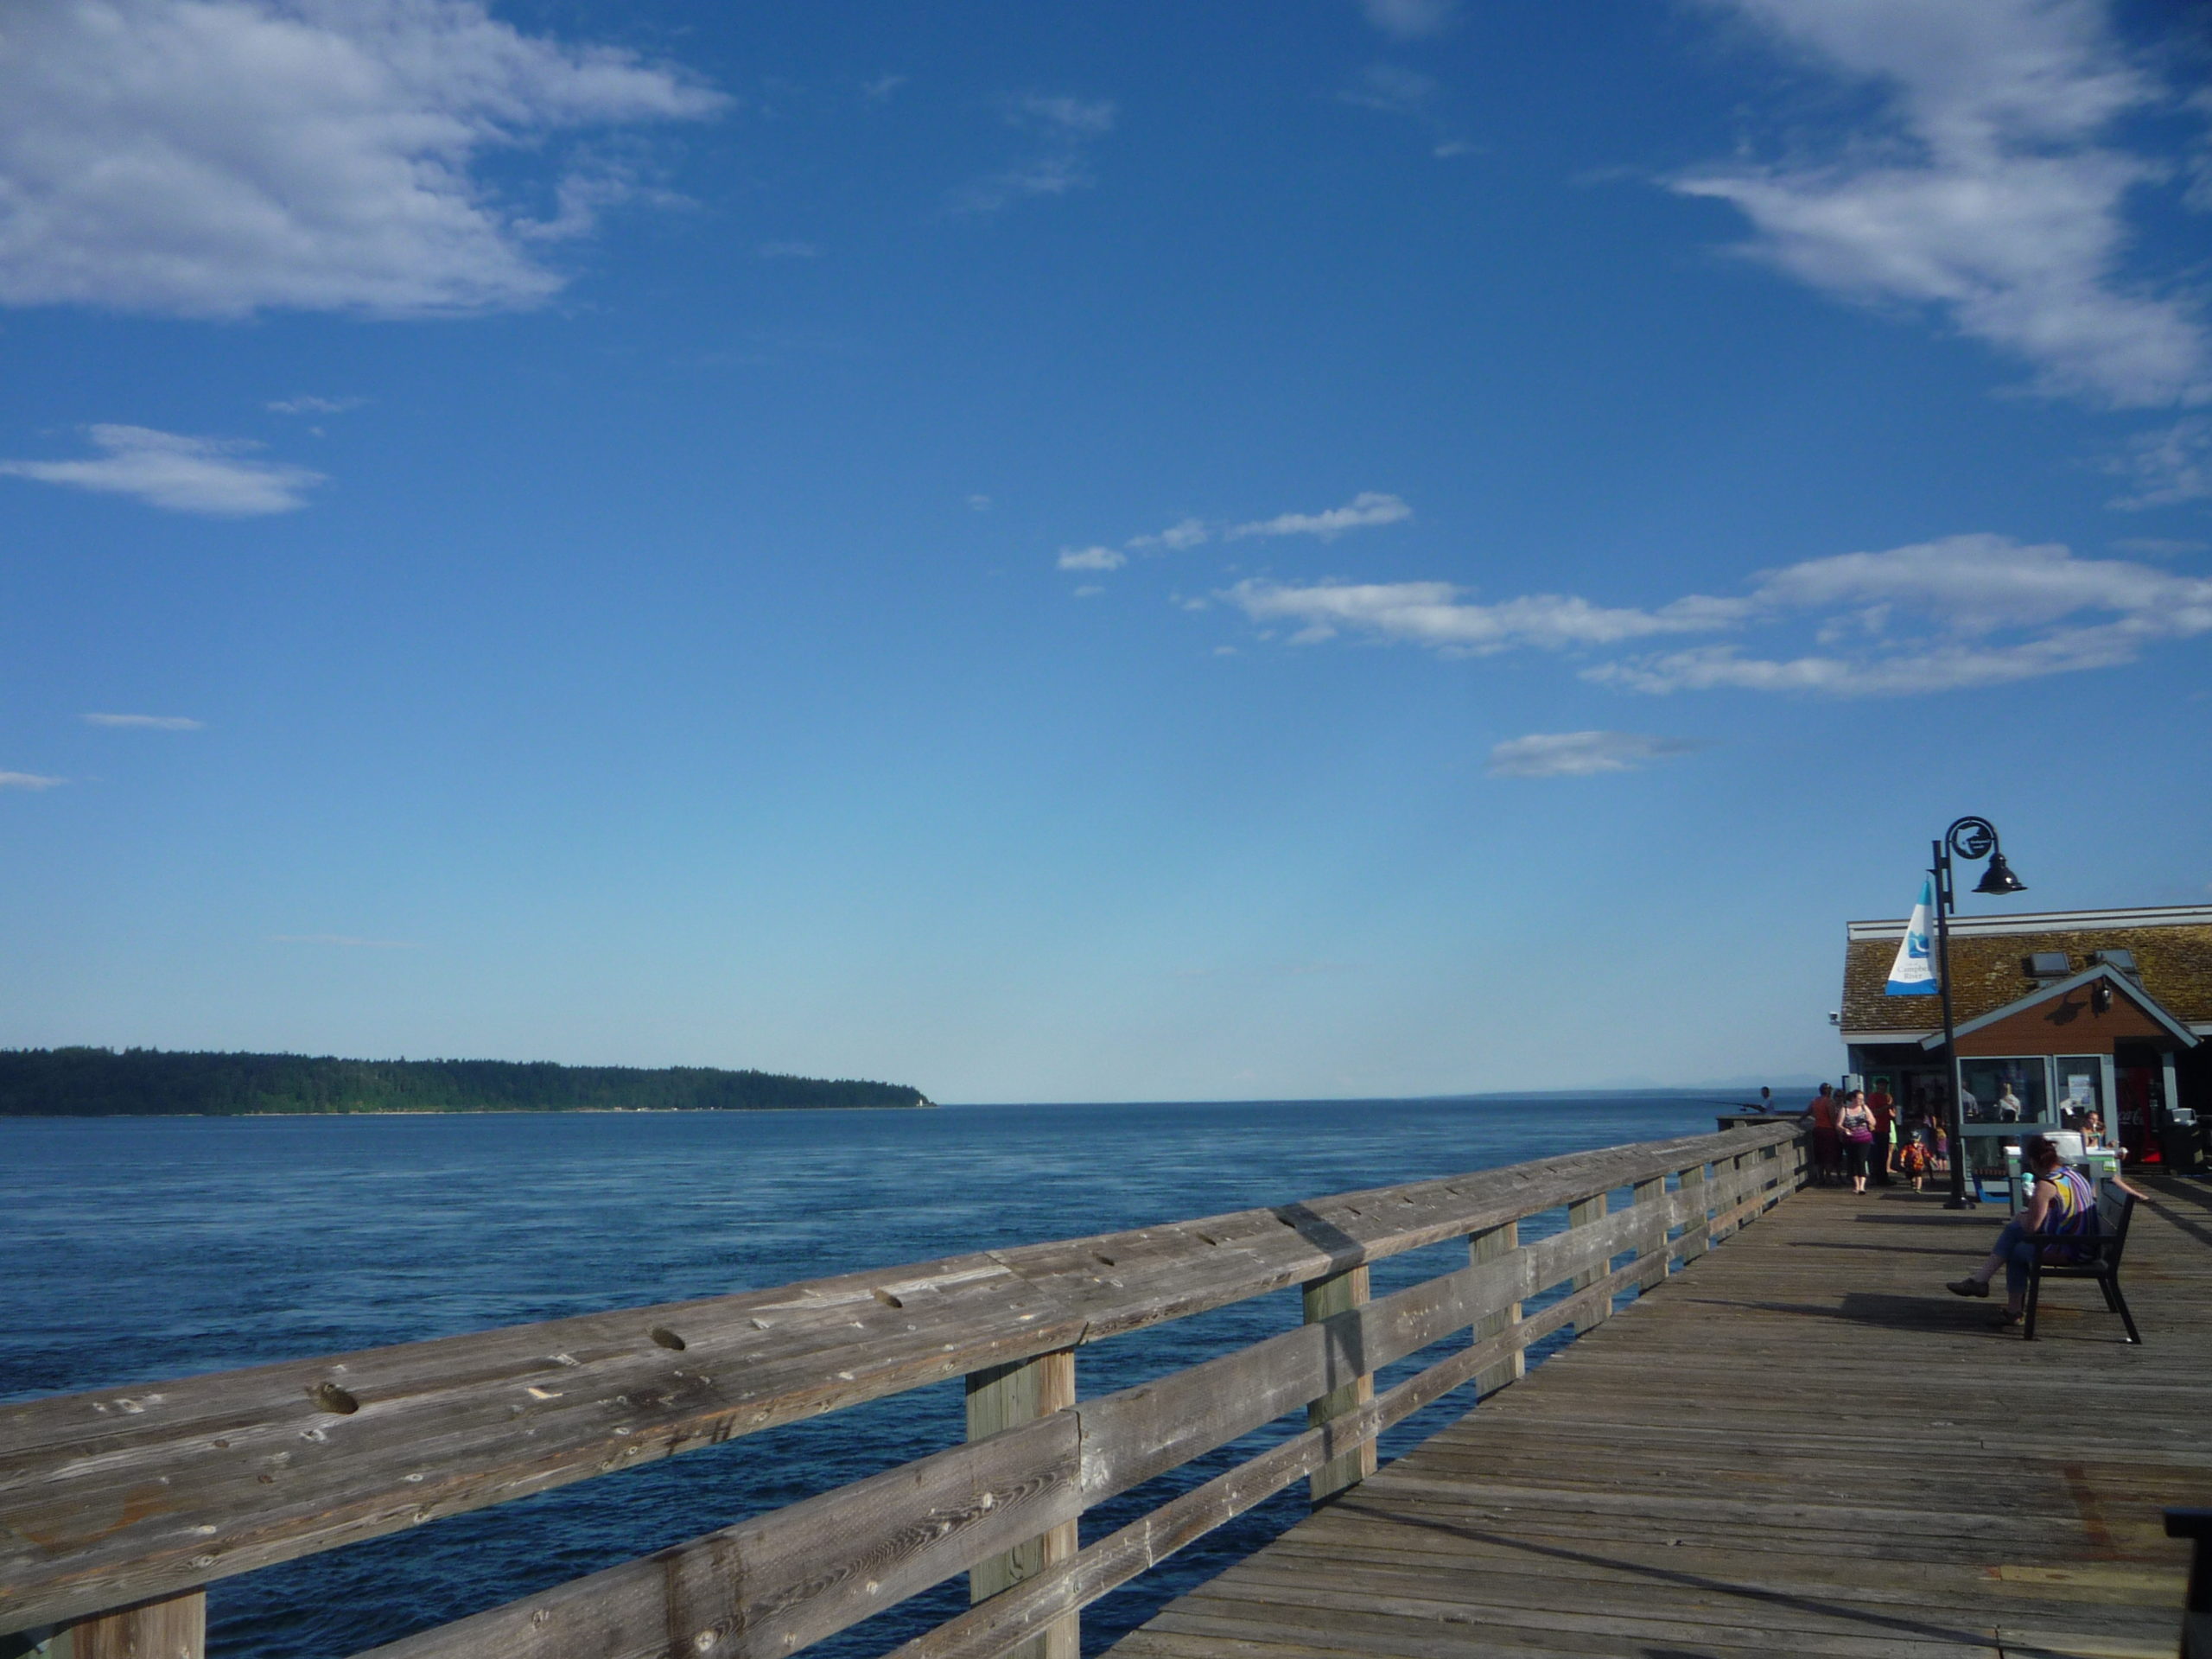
1109,1175,2212,1659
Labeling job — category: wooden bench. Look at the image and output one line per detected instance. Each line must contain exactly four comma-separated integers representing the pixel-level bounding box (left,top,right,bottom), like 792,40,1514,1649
2024,1185,2140,1344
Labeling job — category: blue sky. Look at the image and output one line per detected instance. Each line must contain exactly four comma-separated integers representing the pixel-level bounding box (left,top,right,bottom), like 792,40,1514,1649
3,0,2209,1101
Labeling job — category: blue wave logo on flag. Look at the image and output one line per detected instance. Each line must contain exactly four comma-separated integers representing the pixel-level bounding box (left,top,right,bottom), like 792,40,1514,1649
1885,878,1937,996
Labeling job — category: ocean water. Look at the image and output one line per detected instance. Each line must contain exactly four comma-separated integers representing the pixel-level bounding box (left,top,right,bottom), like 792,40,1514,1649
1,1096,1730,1657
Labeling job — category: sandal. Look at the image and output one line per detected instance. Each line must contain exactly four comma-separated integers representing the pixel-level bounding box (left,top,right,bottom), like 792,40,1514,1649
1946,1277,1989,1299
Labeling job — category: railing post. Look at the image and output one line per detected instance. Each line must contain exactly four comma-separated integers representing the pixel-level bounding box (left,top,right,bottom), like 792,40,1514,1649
1567,1192,1610,1332
1470,1222,1522,1395
1304,1265,1376,1502
1677,1162,1709,1264
36,1590,206,1659
965,1352,1077,1659
1630,1176,1668,1292
1719,1152,1749,1240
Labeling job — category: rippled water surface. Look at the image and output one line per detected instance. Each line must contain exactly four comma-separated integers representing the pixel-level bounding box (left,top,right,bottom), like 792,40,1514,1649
2,1096,1728,1656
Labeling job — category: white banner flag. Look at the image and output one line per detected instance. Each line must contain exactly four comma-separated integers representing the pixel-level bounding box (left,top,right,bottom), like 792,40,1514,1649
1885,878,1937,996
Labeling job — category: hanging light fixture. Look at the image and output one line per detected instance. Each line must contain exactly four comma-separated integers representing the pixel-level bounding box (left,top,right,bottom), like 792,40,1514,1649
1929,817,2030,1209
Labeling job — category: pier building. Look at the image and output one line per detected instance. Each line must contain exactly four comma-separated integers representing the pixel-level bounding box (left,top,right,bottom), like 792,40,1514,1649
1840,903,2211,1171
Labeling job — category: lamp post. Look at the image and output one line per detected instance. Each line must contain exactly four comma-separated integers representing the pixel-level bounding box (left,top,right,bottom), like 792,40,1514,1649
1932,816,2027,1210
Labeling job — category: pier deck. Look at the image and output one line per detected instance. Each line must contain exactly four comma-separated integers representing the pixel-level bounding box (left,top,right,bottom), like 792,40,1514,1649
1112,1175,2212,1659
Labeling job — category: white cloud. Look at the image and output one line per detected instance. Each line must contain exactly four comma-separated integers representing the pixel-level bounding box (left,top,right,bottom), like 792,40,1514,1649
266,395,363,416
1339,65,1473,156
1072,584,1105,599
954,156,1090,215
967,493,994,512
956,92,1116,215
1013,95,1116,137
862,74,909,102
1679,0,2210,408
1226,533,2212,695
270,933,422,948
1226,579,1740,650
1060,495,1404,562
1228,491,1412,540
1128,516,1209,551
755,240,821,260
1488,731,1703,779
0,424,322,514
1591,637,2111,695
0,771,66,791
1339,66,1437,118
1747,532,2183,632
83,712,204,729
1359,0,1459,40
0,0,726,319
1058,544,1127,571
2106,417,2212,510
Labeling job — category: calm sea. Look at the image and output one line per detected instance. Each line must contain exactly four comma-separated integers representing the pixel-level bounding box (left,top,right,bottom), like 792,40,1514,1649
2,1095,1731,1657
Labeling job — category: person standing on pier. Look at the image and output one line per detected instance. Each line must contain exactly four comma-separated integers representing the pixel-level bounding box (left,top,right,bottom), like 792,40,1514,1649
1811,1084,1840,1185
1837,1090,1876,1195
1868,1081,1896,1185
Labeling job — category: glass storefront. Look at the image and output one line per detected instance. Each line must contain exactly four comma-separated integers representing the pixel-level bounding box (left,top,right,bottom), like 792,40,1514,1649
1959,1058,2050,1126
1958,1057,2050,1181
2056,1056,2108,1135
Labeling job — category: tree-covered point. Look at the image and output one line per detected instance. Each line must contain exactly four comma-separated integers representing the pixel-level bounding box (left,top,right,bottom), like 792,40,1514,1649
0,1048,934,1116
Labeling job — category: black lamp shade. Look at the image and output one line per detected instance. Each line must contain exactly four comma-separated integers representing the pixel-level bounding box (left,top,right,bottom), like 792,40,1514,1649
1974,851,2027,895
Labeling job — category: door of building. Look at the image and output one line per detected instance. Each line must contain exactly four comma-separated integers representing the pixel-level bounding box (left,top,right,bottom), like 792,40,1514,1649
2117,1060,2162,1165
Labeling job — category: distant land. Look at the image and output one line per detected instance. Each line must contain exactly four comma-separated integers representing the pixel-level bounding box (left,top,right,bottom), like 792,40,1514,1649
0,1048,934,1116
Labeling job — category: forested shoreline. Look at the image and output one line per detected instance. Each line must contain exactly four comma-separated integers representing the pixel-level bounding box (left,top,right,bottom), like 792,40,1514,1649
0,1048,933,1116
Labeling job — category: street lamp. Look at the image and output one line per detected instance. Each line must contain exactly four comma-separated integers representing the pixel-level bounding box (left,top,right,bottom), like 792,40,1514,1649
1933,816,2028,1210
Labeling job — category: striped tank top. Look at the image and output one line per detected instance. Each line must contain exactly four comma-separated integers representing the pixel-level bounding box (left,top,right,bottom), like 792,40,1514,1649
2038,1165,2098,1261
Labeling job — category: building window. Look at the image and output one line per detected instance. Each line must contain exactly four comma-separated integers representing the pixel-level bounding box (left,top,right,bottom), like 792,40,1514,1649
1959,1058,2050,1126
2056,1057,2105,1132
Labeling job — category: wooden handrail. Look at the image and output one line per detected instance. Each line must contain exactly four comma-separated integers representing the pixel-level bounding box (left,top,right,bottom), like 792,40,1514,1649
0,1122,1806,1657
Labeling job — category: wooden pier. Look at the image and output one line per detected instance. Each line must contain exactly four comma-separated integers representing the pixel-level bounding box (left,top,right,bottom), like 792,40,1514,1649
2,1123,2203,1659
1113,1173,2212,1659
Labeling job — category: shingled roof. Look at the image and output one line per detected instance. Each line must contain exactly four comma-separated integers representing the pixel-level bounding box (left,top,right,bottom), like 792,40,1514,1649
1840,905,2212,1038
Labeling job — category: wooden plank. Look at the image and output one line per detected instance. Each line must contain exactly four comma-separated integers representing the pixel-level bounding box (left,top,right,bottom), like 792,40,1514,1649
1676,1160,1711,1264
353,1229,1647,1659
1630,1177,1668,1293
1566,1192,1609,1334
965,1353,1077,1659
45,1590,203,1659
1470,1222,1521,1396
346,1414,1081,1659
0,1122,1802,1634
1302,1269,1374,1503
882,1267,1620,1659
1110,1174,2212,1659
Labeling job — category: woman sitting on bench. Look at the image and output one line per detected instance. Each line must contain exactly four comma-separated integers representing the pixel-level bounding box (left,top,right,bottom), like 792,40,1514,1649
1945,1135,2102,1330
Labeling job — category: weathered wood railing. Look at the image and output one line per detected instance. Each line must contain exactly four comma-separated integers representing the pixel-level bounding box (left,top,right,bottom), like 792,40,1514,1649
1,1122,1807,1659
